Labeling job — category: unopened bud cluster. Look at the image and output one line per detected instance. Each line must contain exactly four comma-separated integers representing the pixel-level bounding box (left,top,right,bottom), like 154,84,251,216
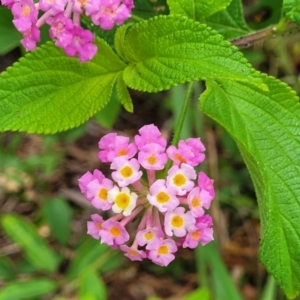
79,124,214,266
2,0,133,61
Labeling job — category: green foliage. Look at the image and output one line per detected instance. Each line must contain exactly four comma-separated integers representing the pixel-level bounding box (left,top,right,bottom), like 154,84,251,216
196,242,242,300
167,0,232,20
0,278,57,300
1,214,60,272
183,288,210,300
67,237,121,280
42,197,72,245
0,7,21,55
118,16,264,92
0,38,125,134
0,258,15,280
79,268,107,300
207,0,251,39
283,0,300,25
200,75,300,298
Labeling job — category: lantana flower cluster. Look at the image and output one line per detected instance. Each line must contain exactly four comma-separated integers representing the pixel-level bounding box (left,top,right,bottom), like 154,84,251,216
2,0,133,61
78,124,215,266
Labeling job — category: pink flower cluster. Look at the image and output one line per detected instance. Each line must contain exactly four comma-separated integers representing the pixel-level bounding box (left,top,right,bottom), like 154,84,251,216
78,124,215,266
2,0,133,62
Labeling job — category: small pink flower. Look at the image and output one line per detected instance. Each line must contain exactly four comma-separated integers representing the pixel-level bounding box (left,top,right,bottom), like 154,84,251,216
164,207,195,237
136,227,164,248
20,25,40,51
183,220,214,248
98,134,137,162
111,156,142,187
120,245,147,261
87,214,104,239
138,143,168,170
101,220,129,246
39,0,67,13
147,179,179,212
48,13,74,48
167,138,205,166
187,187,213,217
12,0,38,32
166,163,196,195
148,239,177,266
78,169,105,196
86,178,114,210
64,26,98,62
90,0,131,30
134,124,167,151
198,172,215,198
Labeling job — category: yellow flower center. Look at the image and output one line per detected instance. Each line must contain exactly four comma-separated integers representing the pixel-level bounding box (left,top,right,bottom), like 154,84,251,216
191,197,201,208
147,155,157,165
157,245,169,254
128,249,138,256
156,191,170,204
171,215,184,228
191,231,201,240
120,166,133,178
110,226,121,237
144,231,154,241
98,188,108,201
22,5,31,17
116,193,130,209
174,153,186,164
173,174,186,186
117,148,128,156
96,222,103,230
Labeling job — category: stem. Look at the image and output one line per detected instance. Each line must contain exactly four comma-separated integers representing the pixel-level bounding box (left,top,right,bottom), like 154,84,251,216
163,82,194,176
231,21,299,49
171,82,194,146
130,14,145,23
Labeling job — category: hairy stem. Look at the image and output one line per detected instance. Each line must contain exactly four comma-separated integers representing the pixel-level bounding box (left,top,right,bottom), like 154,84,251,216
231,22,299,49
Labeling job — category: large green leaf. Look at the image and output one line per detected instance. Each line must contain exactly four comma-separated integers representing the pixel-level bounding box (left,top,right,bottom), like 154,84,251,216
1,214,60,272
0,278,57,300
0,38,126,134
167,0,232,19
200,75,300,298
118,16,265,92
0,7,21,55
207,0,251,39
283,0,300,26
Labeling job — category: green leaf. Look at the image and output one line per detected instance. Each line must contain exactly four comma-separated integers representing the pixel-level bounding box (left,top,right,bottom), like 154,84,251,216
93,88,121,128
42,197,72,245
283,0,300,26
67,237,121,280
116,76,133,112
0,278,57,300
167,0,232,19
199,75,300,298
1,214,60,272
183,288,210,300
0,38,126,134
0,257,15,280
197,242,242,300
0,7,21,55
79,268,107,300
207,0,252,39
118,16,265,92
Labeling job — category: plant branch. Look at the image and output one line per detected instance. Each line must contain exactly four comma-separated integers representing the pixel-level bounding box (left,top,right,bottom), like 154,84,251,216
231,22,299,49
